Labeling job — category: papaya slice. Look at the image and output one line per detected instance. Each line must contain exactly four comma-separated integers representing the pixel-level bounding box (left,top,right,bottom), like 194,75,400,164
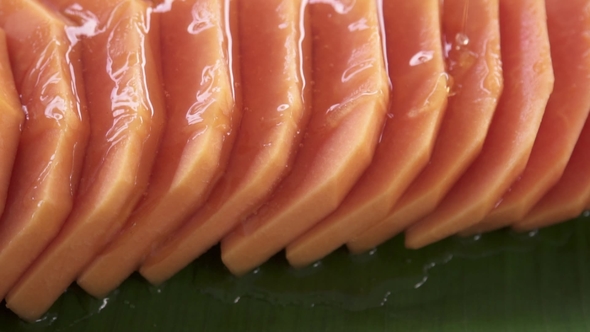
0,29,24,216
465,0,590,234
140,0,311,285
404,0,554,248
220,0,389,276
285,0,447,268
0,0,88,301
347,0,503,253
514,117,590,231
6,0,165,321
77,0,241,298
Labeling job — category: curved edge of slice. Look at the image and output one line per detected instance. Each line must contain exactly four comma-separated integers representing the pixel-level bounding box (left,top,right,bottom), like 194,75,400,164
220,0,390,276
5,0,165,321
285,0,448,268
0,28,24,216
514,116,590,231
0,0,89,302
467,0,590,234
76,0,241,298
347,0,503,253
139,0,312,285
403,0,554,248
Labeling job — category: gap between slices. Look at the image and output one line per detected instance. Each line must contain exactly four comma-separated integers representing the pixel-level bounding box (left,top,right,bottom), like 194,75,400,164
348,0,503,253
1,0,589,322
515,115,590,231
0,29,24,216
285,0,448,268
140,0,312,285
6,0,165,321
220,0,390,276
464,0,590,235
403,0,554,248
0,0,89,302
77,0,242,298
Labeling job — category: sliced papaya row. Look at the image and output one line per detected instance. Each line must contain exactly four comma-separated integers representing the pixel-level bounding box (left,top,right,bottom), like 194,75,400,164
348,0,503,253
77,0,242,298
286,0,447,268
140,0,312,285
1,0,590,322
220,0,390,276
6,0,166,321
403,0,554,249
0,0,89,304
464,0,590,234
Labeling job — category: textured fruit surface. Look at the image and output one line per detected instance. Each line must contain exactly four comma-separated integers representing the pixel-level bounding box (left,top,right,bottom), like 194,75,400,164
0,29,23,217
140,0,311,285
0,0,589,323
0,0,89,302
468,0,590,233
405,0,554,248
78,0,241,297
348,0,503,253
221,0,389,276
286,0,448,268
6,0,165,321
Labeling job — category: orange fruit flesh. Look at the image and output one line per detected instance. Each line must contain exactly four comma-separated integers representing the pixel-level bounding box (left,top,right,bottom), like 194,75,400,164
348,0,503,253
220,0,389,276
515,117,590,231
467,0,590,234
405,0,554,248
140,0,311,285
6,0,165,321
77,0,241,298
1,0,590,322
285,0,448,268
0,29,24,216
0,0,89,302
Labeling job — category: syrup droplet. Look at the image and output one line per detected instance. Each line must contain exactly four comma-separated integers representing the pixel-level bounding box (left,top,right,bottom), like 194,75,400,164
455,33,470,48
444,73,456,96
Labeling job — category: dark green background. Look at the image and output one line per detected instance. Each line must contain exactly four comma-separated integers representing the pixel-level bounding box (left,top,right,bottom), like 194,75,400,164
1,215,589,331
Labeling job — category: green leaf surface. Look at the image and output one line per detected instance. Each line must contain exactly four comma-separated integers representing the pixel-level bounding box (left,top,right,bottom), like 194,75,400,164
1,215,589,331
